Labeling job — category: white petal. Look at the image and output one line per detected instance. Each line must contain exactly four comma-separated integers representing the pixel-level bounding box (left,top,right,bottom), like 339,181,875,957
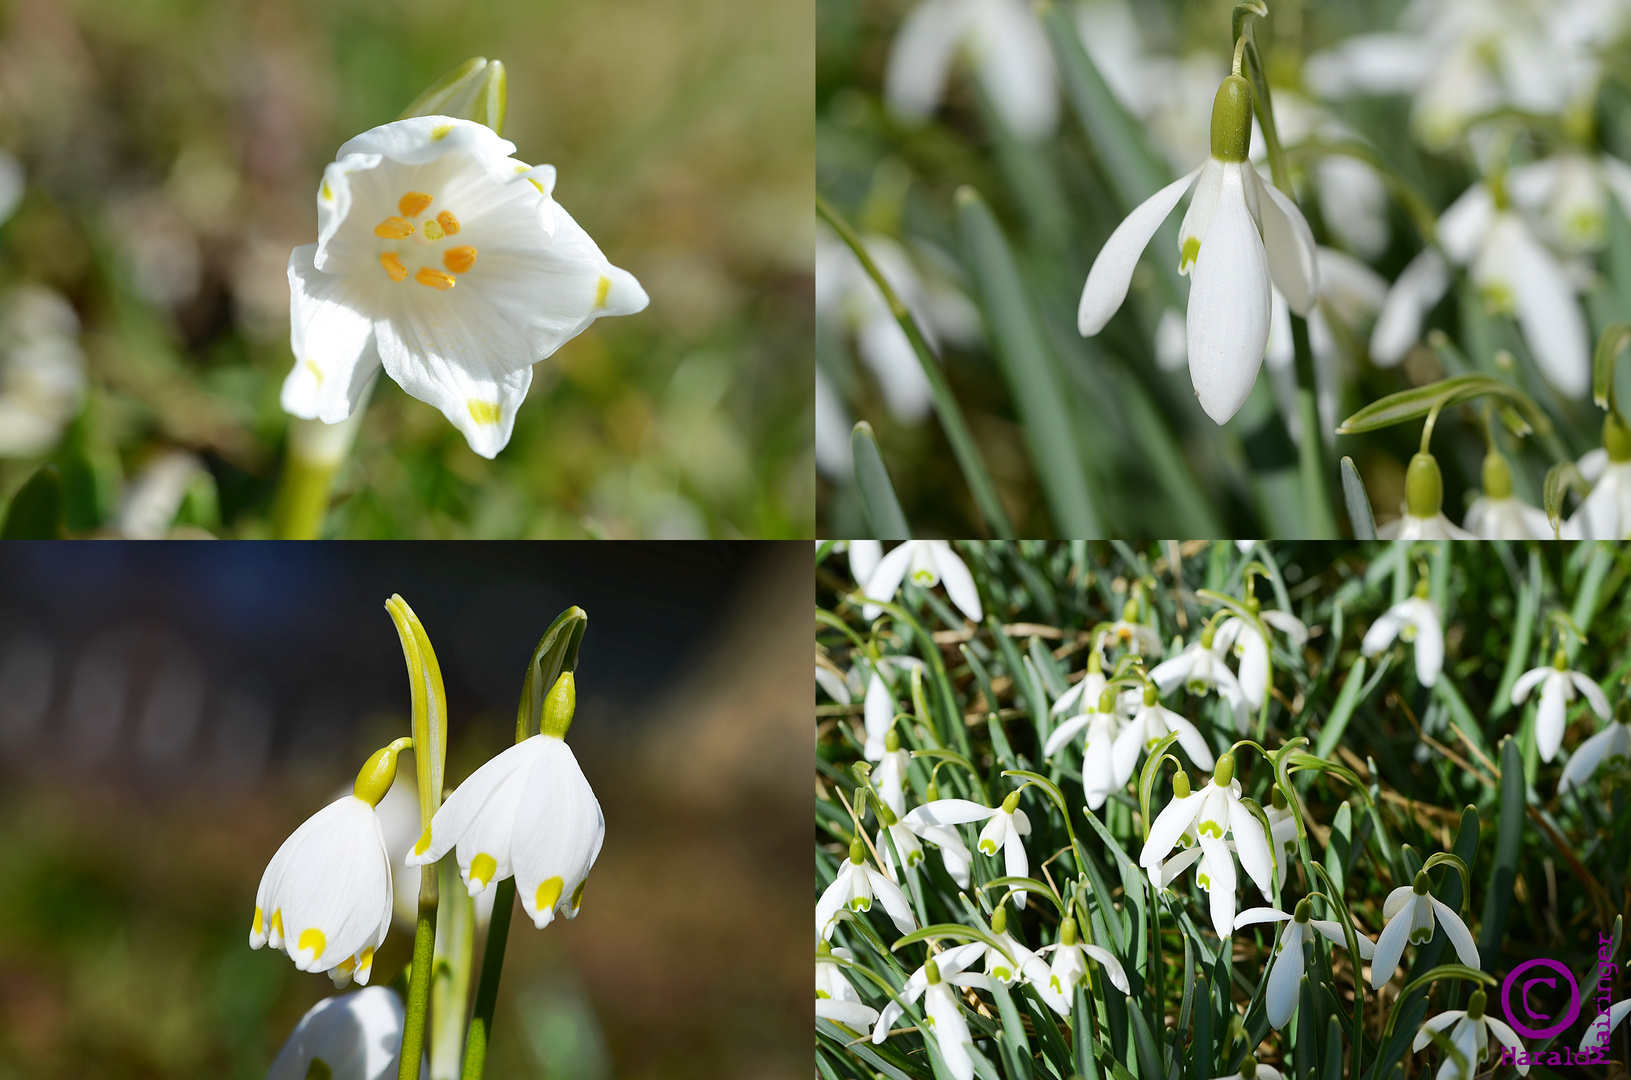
1196,834,1237,934
1510,666,1550,705
1413,1009,1464,1052
1559,724,1616,793
1178,159,1226,274
868,866,920,935
1236,627,1269,710
1570,672,1612,719
1229,798,1275,896
1411,607,1443,687
925,981,975,1080
817,999,880,1028
1370,248,1449,366
818,864,855,941
864,543,916,608
264,986,406,1080
906,798,999,828
337,116,520,174
1139,791,1203,870
282,245,383,425
406,738,541,867
884,0,966,124
1506,223,1589,396
1187,163,1271,424
1081,943,1131,994
930,542,983,622
1251,170,1320,315
1234,906,1292,928
1163,709,1215,770
1044,714,1092,758
858,316,934,422
1266,922,1304,1028
1109,716,1146,789
865,672,896,759
1428,898,1479,969
1148,649,1195,693
1312,919,1375,958
1382,885,1414,920
511,737,605,928
848,540,882,587
1370,899,1415,988
1483,1015,1526,1061
265,797,394,975
1079,165,1205,335
971,0,1058,138
1437,185,1494,264
1004,827,1030,909
1536,674,1567,763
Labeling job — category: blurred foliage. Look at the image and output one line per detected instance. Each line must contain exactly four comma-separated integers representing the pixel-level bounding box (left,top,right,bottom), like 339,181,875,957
0,0,813,537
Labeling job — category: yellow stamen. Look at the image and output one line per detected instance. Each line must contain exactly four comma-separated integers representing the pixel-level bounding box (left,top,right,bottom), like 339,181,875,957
443,246,477,274
436,210,460,236
421,218,445,241
398,191,433,217
374,217,414,239
594,275,611,308
298,927,326,960
467,399,502,425
380,252,408,282
470,852,497,888
536,875,564,912
415,267,456,290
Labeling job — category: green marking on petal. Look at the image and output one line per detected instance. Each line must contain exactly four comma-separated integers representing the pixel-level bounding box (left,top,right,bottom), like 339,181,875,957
1180,236,1201,273
1410,927,1433,944
1198,820,1224,838
305,1058,333,1080
816,989,830,999
979,840,997,855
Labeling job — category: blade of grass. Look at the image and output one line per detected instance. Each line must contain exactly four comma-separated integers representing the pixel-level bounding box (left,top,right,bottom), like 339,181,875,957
1340,456,1376,540
852,422,912,540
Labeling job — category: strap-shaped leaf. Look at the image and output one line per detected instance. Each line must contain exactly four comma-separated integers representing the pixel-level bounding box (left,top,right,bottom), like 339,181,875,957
1340,456,1376,540
1593,322,1631,409
851,422,912,540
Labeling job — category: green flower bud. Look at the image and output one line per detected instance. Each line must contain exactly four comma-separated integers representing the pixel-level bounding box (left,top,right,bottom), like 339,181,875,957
1467,988,1486,1020
1210,75,1254,162
1002,790,1022,814
1413,870,1429,894
1482,451,1513,500
1173,770,1191,799
540,671,576,739
1061,916,1078,946
1213,753,1235,786
1606,411,1631,463
849,837,866,865
1405,452,1444,519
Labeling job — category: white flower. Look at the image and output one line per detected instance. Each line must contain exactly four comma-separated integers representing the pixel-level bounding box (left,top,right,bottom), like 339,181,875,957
1150,626,1249,733
1237,903,1376,1029
1033,915,1130,1016
281,116,647,459
1370,871,1479,989
1558,703,1631,794
900,797,979,888
0,285,86,458
863,540,983,623
864,667,899,761
1509,150,1631,253
873,729,914,817
405,729,604,930
906,790,1033,905
1111,683,1216,792
1579,998,1631,1055
1265,792,1299,893
818,837,919,941
885,0,1057,139
1463,490,1555,540
874,804,926,881
1104,600,1164,656
870,942,980,1043
1048,649,1108,719
1138,756,1273,934
849,539,884,587
1214,607,1308,713
1361,592,1443,688
1213,1054,1282,1080
1414,990,1526,1080
814,367,853,480
816,945,880,1030
921,961,977,1080
1511,651,1610,762
1377,509,1477,541
1078,76,1319,424
1042,680,1124,810
265,987,419,1080
1570,441,1631,539
970,905,1052,987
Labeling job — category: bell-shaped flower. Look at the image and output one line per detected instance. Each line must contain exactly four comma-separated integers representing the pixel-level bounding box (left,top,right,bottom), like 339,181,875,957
1511,648,1610,762
873,728,914,817
252,741,408,987
873,795,926,881
265,986,419,1080
1078,75,1318,424
900,790,977,888
1559,701,1631,795
1579,998,1631,1056
1377,452,1475,540
870,953,981,1080
1570,415,1631,539
816,944,879,1030
1507,149,1631,254
1105,599,1164,656
902,788,1032,903
1214,605,1308,712
1150,624,1249,733
1049,649,1109,720
1265,788,1299,892
970,904,1053,987
1464,451,1556,539
1370,871,1479,989
1213,1054,1282,1080
1237,901,1376,1029
405,674,604,929
1139,757,1273,934
871,943,981,1043
1033,915,1130,1016
1112,683,1215,791
862,540,983,623
818,837,918,942
885,0,1057,139
1414,990,1526,1080
1043,684,1124,810
281,117,647,458
1361,584,1443,688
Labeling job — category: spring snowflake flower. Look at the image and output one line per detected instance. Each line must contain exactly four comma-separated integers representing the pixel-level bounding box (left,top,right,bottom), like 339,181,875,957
406,674,604,929
1078,75,1319,424
1569,415,1631,540
1370,871,1479,989
1415,990,1526,1080
1463,451,1556,539
816,944,879,1029
281,116,647,459
862,540,983,623
1511,648,1610,762
1033,915,1130,1016
265,986,417,1080
885,0,1057,139
1237,901,1376,1029
1361,584,1443,688
818,838,918,941
1139,757,1273,934
1151,624,1249,733
1580,999,1631,1055
1559,701,1631,794
1215,605,1308,713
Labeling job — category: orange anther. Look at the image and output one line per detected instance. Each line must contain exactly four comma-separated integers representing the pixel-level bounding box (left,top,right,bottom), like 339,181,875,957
379,252,408,282
398,192,433,217
415,267,456,290
443,246,477,274
436,210,460,236
374,217,414,239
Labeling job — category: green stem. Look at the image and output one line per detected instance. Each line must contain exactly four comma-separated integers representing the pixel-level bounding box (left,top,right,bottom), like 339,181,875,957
271,377,376,539
399,883,439,1080
460,878,516,1080
430,856,477,1079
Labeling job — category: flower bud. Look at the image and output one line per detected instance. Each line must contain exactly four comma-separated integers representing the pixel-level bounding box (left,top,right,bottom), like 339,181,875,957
1210,75,1254,162
1605,411,1631,463
1482,451,1514,500
1213,753,1235,786
1405,452,1443,519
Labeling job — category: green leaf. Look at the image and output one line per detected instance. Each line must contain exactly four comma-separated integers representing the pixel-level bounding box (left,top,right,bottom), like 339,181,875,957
1543,461,1584,537
1340,456,1376,540
1477,737,1524,971
1335,375,1552,437
1313,656,1366,759
397,57,507,134
989,982,1035,1080
1,463,65,539
1593,322,1631,409
1490,549,1541,719
851,422,911,540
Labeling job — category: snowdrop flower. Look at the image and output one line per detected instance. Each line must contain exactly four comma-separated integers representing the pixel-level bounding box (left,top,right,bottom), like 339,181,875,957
873,728,913,816
1361,582,1444,688
1508,150,1631,254
900,790,978,888
863,666,900,762
1559,700,1631,794
1237,901,1376,1029
1214,603,1308,712
253,740,409,987
904,789,1032,904
1265,787,1299,892
1139,757,1273,934
1377,453,1475,540
1579,998,1631,1055
1105,600,1163,656
873,793,927,881
1511,648,1610,762
1033,915,1131,1016
818,837,918,942
281,116,647,459
265,986,418,1080
885,0,1057,139
1414,990,1526,1080
1370,870,1479,989
971,904,1053,987
1079,74,1319,424
870,943,983,1045
1043,683,1123,810
1112,683,1215,790
1150,624,1249,733
918,959,977,1080
1570,415,1631,539
405,673,603,930
1214,1054,1282,1080
1049,649,1108,719
849,539,883,588
0,285,86,458
1464,451,1556,539
862,540,983,623
816,944,879,1030
815,658,852,707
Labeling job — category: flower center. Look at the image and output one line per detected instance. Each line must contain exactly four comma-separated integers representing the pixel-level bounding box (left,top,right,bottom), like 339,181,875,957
374,190,477,289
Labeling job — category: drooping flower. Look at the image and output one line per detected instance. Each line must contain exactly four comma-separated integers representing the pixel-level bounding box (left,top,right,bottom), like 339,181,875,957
405,673,604,929
1213,1054,1282,1080
1237,901,1375,1029
1579,998,1631,1056
885,0,1057,139
1463,450,1556,539
1048,648,1108,720
1111,683,1215,789
1139,757,1273,934
265,986,417,1080
1033,915,1131,1016
862,540,983,623
817,837,918,942
1214,603,1308,713
918,959,977,1080
1511,648,1610,762
1508,149,1631,254
1150,624,1249,733
1361,583,1443,688
900,791,977,888
1370,871,1479,989
1105,599,1164,656
281,116,647,459
1559,701,1631,795
1078,74,1319,424
873,728,914,817
0,285,87,459
1043,683,1124,810
1569,414,1631,539
905,789,1032,905
1414,990,1527,1080
816,943,880,1030
1376,453,1475,540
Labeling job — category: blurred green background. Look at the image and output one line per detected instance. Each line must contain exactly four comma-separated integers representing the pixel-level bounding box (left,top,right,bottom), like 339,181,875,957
0,0,813,537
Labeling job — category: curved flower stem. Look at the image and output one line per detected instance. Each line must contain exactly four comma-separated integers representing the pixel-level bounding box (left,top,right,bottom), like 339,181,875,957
460,877,516,1080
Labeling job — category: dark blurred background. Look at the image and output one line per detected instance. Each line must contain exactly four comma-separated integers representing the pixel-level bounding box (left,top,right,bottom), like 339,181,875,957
0,541,809,1080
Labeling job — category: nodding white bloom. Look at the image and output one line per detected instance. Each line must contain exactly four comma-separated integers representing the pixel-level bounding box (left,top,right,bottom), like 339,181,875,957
1213,1054,1282,1080
406,677,604,929
1415,990,1527,1080
265,986,417,1080
1049,649,1109,719
282,117,647,459
1559,701,1631,794
816,944,879,1030
1376,452,1475,541
1078,75,1319,424
885,0,1057,139
814,368,852,480
1570,419,1631,539
1237,902,1376,1029
862,540,983,623
1370,871,1479,989
920,959,978,1080
253,743,406,987
1579,998,1631,1054
1112,683,1215,790
1139,757,1273,935
870,942,983,1044
1105,600,1164,656
873,729,913,817
970,904,1053,987
1511,649,1610,762
873,794,927,882
1043,681,1124,810
906,789,1032,905
1361,585,1443,688
1150,624,1249,733
1034,915,1131,1016
900,792,978,888
1215,606,1309,712
1464,452,1556,539
818,838,918,941
815,658,852,707
1508,150,1631,254
0,285,87,459
1265,790,1299,892
849,539,883,588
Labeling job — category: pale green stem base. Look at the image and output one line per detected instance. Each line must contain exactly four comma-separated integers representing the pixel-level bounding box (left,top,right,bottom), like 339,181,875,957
430,857,477,1079
270,375,376,539
460,878,516,1080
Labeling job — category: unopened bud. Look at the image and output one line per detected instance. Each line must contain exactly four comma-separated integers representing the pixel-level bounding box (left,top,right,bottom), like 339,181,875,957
1405,452,1443,519
1087,651,1103,673
1200,626,1215,649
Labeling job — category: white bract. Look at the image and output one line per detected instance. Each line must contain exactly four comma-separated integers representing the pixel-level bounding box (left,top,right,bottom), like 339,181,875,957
816,945,879,1029
1558,704,1631,794
885,0,1057,139
1237,902,1376,1029
265,986,417,1080
1151,626,1249,733
282,116,646,458
1361,590,1443,688
1414,991,1527,1080
862,540,983,623
1139,757,1273,934
1078,75,1318,424
818,838,919,941
1510,650,1610,762
1370,871,1480,989
1034,915,1130,1016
